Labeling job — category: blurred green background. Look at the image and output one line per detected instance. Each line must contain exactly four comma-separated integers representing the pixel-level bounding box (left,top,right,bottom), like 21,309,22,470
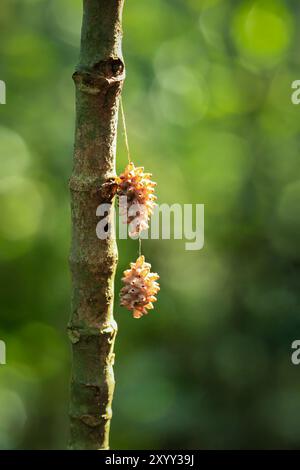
1,0,300,450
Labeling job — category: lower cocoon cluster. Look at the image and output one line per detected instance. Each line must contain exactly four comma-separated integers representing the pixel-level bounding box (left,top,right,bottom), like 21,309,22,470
120,255,160,319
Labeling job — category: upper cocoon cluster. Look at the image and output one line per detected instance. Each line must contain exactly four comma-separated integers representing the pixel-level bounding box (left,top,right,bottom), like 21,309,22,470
116,162,157,236
120,255,160,318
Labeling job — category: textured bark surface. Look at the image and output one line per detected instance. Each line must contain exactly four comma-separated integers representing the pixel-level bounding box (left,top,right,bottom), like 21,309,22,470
68,0,125,450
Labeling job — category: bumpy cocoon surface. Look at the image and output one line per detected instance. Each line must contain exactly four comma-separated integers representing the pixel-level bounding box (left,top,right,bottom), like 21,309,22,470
116,162,157,236
120,255,160,318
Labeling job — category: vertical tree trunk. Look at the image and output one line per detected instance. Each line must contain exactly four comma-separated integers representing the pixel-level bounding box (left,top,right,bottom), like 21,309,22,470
68,0,125,450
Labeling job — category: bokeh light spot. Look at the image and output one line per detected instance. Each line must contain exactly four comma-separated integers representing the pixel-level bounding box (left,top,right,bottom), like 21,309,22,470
232,0,292,65
0,389,27,449
0,176,44,241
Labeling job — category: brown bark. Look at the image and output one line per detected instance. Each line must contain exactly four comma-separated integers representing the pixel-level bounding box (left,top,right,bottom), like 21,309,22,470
68,0,125,450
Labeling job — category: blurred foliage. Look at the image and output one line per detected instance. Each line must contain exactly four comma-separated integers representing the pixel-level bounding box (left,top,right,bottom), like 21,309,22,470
1,0,300,450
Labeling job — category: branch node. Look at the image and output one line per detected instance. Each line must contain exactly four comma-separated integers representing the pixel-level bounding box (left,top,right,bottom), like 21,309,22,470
73,57,125,94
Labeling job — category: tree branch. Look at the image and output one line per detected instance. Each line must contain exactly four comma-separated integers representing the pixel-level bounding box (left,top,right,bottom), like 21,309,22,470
69,0,125,450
